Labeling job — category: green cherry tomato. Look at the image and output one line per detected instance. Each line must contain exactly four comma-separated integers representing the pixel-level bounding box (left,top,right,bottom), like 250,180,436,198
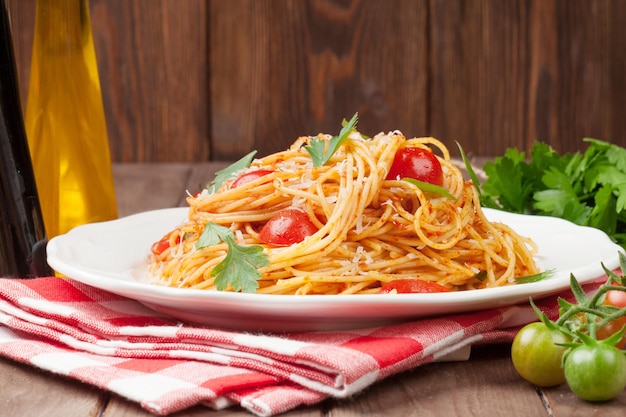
511,322,570,387
563,343,626,402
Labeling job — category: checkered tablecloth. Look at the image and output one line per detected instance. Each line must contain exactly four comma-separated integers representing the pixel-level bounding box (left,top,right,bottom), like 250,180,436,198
0,277,595,416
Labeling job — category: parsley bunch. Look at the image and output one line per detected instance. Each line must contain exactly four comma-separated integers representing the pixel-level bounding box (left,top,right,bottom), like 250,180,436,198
473,138,626,250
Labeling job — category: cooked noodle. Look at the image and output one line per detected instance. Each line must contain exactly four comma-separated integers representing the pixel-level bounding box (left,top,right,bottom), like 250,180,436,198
147,130,540,294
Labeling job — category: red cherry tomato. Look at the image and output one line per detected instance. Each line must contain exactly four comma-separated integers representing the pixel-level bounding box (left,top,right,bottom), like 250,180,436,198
231,169,274,188
597,316,626,349
259,208,319,246
380,279,450,293
151,240,170,255
605,287,626,308
151,235,181,255
386,147,444,186
598,284,626,349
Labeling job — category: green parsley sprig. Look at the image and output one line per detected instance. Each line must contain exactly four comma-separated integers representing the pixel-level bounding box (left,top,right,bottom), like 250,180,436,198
515,270,555,284
461,139,626,250
305,113,359,167
205,151,257,193
196,222,269,293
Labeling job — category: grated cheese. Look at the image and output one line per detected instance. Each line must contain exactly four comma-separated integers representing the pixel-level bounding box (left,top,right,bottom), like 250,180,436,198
235,229,244,244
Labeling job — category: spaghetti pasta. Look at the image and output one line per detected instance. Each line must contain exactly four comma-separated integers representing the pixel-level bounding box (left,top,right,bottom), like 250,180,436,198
147,129,540,294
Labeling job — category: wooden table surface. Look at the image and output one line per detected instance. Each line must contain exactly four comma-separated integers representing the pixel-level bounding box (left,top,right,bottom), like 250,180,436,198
0,162,624,417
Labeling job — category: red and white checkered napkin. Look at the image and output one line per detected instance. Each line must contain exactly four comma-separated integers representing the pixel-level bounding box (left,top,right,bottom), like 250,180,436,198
0,277,597,416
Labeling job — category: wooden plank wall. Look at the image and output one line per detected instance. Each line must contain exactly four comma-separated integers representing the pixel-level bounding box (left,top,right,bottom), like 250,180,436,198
6,0,626,163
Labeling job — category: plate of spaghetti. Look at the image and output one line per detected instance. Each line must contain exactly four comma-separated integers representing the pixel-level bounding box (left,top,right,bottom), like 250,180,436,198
47,117,623,332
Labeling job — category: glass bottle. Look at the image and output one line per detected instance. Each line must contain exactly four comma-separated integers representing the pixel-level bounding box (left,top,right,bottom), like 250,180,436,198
0,0,52,277
25,0,118,239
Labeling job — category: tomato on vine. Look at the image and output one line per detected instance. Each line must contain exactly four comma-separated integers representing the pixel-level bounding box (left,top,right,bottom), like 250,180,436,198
563,334,626,401
511,322,570,387
597,279,626,349
605,286,626,308
511,254,626,402
597,317,626,349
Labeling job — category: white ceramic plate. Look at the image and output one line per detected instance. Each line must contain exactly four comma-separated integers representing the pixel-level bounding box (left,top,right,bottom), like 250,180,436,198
47,207,623,332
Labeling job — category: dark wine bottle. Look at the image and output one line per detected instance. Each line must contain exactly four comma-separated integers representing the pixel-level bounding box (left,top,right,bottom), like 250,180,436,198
0,0,52,277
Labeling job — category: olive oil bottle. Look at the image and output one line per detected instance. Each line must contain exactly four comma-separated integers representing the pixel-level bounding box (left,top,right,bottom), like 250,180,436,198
25,0,117,238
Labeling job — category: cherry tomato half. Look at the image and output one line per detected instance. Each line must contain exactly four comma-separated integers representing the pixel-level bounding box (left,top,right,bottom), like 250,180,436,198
231,169,274,188
386,147,444,186
380,279,450,293
259,208,319,246
511,322,570,387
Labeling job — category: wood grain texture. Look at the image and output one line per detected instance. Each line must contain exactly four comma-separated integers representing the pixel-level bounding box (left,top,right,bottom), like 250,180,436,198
429,0,625,156
5,0,35,95
5,0,626,162
327,345,548,417
209,0,429,160
544,381,626,417
90,0,210,162
0,357,105,416
429,0,531,156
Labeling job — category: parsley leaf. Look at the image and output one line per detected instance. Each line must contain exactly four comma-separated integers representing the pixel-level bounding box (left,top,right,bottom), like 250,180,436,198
305,113,358,167
196,222,269,293
457,142,483,196
206,151,257,193
196,222,232,249
533,167,591,223
515,269,554,284
586,183,617,234
212,235,269,293
481,147,536,213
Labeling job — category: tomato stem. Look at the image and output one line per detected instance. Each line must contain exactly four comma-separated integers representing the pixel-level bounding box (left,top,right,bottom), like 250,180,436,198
541,260,626,348
596,307,626,328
